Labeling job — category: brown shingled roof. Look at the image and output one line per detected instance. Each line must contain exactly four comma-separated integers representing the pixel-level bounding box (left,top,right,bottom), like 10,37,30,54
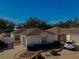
46,27,62,34
12,28,55,36
12,28,26,34
47,27,79,34
21,28,55,36
61,28,79,34
21,28,41,36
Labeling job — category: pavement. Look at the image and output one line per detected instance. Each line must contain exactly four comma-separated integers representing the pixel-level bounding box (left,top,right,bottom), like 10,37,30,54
41,49,79,59
0,45,24,59
0,45,79,59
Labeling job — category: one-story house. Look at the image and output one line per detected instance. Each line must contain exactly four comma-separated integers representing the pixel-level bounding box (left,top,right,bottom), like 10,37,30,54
46,27,65,41
0,30,14,48
47,27,79,45
1,27,79,49
12,28,58,49
62,28,79,45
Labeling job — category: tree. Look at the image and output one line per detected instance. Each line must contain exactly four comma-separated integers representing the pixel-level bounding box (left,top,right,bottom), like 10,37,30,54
0,19,7,29
57,21,65,28
64,19,73,28
52,18,79,28
71,17,79,28
0,18,15,32
24,17,52,30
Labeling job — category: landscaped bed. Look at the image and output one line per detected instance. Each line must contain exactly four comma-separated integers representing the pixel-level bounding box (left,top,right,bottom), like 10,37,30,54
19,51,45,59
20,51,36,58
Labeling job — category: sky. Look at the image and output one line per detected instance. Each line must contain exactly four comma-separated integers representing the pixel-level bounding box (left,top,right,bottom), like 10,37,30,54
0,0,79,23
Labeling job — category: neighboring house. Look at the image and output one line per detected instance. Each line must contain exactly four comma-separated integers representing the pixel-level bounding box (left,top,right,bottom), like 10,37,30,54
47,27,79,45
46,27,65,41
2,33,14,43
0,32,14,43
62,28,79,45
12,28,58,48
0,31,14,48
12,28,26,44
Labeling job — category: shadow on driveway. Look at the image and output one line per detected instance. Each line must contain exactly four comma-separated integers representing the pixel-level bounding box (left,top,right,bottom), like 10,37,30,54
0,45,14,53
75,45,79,51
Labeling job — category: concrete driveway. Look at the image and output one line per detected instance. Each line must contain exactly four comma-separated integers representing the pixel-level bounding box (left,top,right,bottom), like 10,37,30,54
41,48,79,59
0,45,24,59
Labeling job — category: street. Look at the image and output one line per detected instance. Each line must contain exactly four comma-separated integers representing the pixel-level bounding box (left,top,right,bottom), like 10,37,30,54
0,45,23,59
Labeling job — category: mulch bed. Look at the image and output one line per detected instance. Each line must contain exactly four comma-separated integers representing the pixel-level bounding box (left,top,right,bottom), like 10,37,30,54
20,51,36,58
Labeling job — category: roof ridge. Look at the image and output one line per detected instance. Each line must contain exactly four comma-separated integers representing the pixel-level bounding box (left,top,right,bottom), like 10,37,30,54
27,28,43,35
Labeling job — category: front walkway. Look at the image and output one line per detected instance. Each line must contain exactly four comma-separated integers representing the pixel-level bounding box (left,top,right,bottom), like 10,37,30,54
0,45,24,59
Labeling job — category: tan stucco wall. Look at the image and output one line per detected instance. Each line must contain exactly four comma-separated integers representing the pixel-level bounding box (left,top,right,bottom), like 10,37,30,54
66,34,79,45
71,34,79,45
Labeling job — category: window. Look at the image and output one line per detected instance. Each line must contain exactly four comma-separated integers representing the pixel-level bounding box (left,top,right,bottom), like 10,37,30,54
41,39,47,44
41,37,47,44
15,35,20,41
66,42,73,44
